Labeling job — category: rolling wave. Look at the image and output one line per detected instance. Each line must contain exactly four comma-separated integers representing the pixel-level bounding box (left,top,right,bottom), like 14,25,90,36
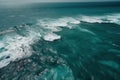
0,17,80,68
78,14,120,25
0,13,120,69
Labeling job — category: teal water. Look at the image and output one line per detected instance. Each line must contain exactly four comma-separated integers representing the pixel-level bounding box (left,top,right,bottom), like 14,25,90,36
0,2,120,80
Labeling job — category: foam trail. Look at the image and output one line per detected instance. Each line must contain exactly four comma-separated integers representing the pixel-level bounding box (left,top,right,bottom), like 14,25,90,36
78,27,96,35
0,29,15,35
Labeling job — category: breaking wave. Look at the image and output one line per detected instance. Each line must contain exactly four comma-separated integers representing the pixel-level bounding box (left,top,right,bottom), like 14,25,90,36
0,17,80,68
0,13,120,69
78,14,120,25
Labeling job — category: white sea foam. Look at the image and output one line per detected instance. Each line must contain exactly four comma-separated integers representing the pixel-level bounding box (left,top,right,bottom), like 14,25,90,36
43,33,61,42
37,17,80,30
104,14,120,25
0,43,4,48
39,14,120,42
0,26,41,68
1,14,119,68
0,35,32,68
0,17,80,68
37,17,80,41
78,14,120,25
80,16,103,23
0,29,15,35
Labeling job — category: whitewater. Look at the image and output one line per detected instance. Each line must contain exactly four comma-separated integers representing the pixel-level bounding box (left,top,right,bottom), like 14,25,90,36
0,2,120,80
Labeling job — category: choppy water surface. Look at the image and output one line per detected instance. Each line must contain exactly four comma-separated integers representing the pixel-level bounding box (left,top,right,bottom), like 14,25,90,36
0,2,120,80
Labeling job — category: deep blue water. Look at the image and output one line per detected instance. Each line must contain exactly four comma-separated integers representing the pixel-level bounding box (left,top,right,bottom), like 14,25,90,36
0,2,120,80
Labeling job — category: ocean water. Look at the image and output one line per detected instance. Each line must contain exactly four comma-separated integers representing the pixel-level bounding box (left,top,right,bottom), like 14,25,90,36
0,2,120,80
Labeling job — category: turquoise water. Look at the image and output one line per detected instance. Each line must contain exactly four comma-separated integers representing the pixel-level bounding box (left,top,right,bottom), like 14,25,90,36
0,2,120,80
